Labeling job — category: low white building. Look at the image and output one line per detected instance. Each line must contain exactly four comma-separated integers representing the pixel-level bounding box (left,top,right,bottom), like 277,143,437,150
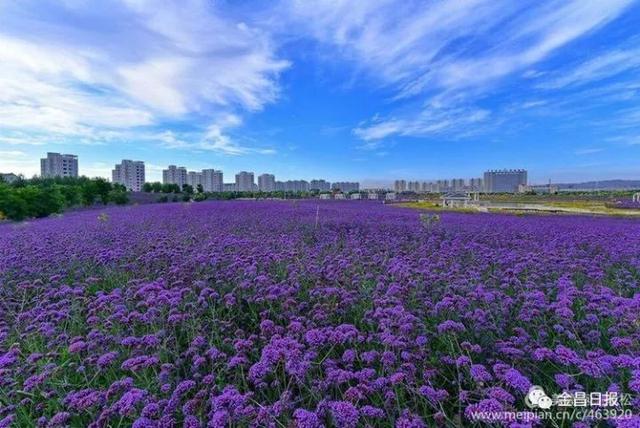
349,193,361,200
441,192,472,208
334,193,345,199
1,173,19,183
367,193,379,200
319,193,331,200
385,192,396,200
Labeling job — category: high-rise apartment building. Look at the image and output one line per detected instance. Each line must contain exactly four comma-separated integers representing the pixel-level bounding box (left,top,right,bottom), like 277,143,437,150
258,174,276,192
163,165,188,188
394,180,407,192
332,182,359,192
112,160,145,191
452,178,465,191
469,178,484,191
408,181,421,192
309,179,331,192
483,169,527,193
40,152,78,178
202,169,223,192
187,171,204,190
235,171,255,192
284,180,309,192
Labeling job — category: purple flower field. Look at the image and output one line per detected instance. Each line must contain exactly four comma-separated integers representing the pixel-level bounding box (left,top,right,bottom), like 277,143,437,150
1,201,639,427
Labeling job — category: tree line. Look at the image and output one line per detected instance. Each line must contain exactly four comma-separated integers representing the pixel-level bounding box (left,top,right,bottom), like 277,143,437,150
0,176,129,221
142,181,325,202
0,177,336,221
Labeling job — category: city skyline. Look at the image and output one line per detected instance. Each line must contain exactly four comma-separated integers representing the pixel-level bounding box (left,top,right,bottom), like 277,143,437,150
1,1,640,184
35,151,536,193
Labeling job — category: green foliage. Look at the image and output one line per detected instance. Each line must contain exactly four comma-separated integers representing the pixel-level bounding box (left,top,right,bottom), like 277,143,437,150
193,193,207,202
0,177,132,221
182,184,194,194
162,183,180,193
108,189,129,205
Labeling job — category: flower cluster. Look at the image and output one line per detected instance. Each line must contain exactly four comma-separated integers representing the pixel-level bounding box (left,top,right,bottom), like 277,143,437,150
0,200,639,427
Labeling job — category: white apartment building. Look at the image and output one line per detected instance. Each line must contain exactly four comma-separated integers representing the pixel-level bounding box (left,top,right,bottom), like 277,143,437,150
394,180,407,192
331,182,359,192
309,179,331,192
163,165,188,188
112,160,145,191
202,169,223,192
40,152,78,178
235,171,255,192
187,171,203,190
258,173,276,192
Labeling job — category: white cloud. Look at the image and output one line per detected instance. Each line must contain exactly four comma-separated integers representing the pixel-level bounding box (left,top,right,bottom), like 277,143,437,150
540,47,640,89
284,0,634,142
607,135,640,146
574,148,603,155
354,106,491,142
152,114,276,156
0,150,26,158
0,0,288,152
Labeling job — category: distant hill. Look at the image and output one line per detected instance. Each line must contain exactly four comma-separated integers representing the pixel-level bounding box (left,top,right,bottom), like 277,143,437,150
557,179,640,190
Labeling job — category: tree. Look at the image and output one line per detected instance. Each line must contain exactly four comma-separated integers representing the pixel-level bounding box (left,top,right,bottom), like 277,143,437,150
151,182,162,193
197,184,204,194
109,189,129,205
162,183,179,193
182,184,194,195
94,178,112,204
142,182,153,193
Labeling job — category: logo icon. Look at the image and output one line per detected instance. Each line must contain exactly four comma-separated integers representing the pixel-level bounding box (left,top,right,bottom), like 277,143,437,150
525,386,553,409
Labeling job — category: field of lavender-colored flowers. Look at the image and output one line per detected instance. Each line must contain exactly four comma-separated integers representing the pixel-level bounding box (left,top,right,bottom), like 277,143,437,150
1,201,639,427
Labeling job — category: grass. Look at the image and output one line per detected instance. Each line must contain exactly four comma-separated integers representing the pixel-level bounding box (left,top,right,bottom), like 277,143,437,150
399,198,640,216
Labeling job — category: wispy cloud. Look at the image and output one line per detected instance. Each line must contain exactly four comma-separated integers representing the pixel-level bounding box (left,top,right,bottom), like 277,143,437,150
0,150,26,158
539,46,640,89
153,114,276,156
284,0,635,142
574,148,603,155
0,0,288,152
607,135,640,146
354,106,490,142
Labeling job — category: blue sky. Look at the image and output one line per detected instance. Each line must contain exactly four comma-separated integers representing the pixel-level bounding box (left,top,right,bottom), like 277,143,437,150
1,0,639,186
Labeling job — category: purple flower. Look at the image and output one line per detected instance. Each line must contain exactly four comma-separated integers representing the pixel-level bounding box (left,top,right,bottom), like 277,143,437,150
437,320,466,334
293,409,322,428
470,364,493,383
97,351,118,369
503,368,532,394
112,388,148,416
121,355,159,372
47,412,71,427
64,388,104,411
329,401,359,428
